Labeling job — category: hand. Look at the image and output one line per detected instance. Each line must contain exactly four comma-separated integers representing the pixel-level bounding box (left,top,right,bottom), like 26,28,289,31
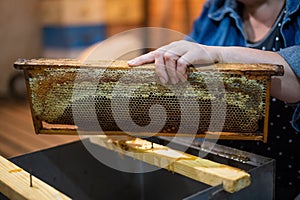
130,41,300,102
128,40,219,84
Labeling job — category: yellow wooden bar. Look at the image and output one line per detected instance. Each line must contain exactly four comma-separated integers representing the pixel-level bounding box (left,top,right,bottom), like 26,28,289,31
0,156,71,200
89,135,251,193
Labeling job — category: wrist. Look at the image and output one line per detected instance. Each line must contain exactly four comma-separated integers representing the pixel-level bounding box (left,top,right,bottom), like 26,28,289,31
204,45,223,64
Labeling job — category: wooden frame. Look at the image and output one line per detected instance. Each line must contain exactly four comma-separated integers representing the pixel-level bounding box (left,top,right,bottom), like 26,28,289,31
14,58,284,142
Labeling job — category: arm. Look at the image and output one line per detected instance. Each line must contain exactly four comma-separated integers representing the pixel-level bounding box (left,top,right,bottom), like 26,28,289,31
128,40,300,103
216,46,300,103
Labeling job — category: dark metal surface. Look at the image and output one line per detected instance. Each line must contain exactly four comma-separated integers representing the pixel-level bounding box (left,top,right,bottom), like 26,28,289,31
7,138,274,200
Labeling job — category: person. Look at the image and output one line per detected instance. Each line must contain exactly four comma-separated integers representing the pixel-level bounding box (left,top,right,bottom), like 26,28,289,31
128,0,300,199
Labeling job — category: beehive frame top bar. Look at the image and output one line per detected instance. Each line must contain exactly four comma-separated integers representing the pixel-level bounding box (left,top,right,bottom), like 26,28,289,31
14,58,284,76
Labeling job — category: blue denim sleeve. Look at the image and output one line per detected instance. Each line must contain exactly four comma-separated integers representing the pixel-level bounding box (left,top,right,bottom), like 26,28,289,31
278,45,300,132
278,45,300,78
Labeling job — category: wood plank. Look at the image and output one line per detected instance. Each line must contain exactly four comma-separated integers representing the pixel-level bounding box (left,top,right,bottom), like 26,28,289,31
0,155,71,200
89,135,251,193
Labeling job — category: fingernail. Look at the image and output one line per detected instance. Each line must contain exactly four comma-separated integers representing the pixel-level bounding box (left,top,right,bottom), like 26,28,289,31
127,59,136,65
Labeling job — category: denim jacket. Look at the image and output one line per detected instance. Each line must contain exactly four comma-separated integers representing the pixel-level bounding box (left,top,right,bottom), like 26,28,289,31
187,0,300,132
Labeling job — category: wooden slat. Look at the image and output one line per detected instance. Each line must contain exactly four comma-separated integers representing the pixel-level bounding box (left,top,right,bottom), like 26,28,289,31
89,135,251,193
0,155,70,200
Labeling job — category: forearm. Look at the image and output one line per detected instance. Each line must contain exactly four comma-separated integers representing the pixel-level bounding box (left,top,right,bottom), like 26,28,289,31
128,41,300,103
212,46,300,103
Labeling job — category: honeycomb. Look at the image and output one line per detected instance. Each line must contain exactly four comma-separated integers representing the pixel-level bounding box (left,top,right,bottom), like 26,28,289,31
27,61,267,135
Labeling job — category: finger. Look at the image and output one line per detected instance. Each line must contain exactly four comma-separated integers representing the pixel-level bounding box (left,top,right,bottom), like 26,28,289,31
160,43,189,83
127,52,155,66
176,56,190,82
153,51,168,84
164,51,180,84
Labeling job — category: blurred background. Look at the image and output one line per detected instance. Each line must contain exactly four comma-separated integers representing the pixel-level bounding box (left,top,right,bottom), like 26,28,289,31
0,0,204,158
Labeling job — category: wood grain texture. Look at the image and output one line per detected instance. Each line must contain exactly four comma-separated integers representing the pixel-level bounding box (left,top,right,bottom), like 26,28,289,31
89,135,251,193
0,99,79,158
0,155,71,200
14,58,284,76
